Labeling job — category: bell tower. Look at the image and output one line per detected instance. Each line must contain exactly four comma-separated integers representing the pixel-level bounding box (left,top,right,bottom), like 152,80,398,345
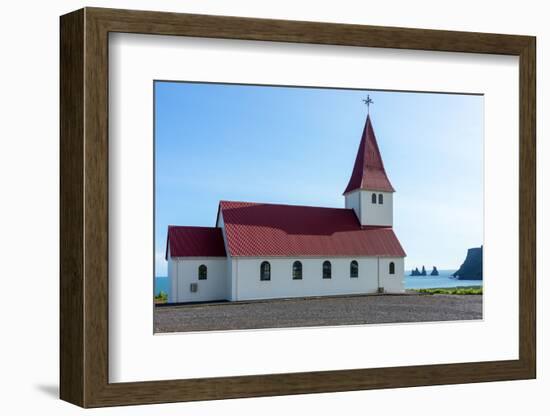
344,101,395,227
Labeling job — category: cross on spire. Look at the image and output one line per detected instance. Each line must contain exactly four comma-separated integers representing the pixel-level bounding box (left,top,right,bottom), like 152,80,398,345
362,95,374,115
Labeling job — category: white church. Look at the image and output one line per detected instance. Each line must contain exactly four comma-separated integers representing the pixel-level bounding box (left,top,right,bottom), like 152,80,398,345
166,111,406,303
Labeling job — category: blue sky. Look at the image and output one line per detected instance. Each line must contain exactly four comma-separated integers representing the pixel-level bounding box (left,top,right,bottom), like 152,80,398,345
155,81,483,275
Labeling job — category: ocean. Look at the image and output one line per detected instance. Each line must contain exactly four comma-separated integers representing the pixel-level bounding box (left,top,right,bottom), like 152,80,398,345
154,269,481,296
155,276,170,296
404,269,482,289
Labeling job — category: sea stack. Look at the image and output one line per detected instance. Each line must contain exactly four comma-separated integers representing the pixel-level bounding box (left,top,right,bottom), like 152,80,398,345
453,246,483,280
430,266,439,276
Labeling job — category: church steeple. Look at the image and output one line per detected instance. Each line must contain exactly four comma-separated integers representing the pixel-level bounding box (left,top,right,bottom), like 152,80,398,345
344,110,395,227
343,114,395,195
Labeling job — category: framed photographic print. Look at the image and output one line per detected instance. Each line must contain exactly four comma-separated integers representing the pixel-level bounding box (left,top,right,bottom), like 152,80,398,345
60,7,536,408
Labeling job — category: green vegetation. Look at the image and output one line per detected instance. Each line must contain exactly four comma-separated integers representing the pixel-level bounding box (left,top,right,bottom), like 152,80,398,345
155,291,168,303
416,286,482,295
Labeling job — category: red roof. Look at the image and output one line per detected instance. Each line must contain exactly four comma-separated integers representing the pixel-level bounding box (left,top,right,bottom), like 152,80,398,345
219,200,405,257
166,226,226,259
343,115,395,194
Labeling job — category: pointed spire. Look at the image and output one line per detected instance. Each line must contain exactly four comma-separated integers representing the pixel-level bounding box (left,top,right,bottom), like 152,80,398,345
343,115,395,194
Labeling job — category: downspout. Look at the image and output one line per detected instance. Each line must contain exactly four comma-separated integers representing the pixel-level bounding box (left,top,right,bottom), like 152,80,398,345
235,258,239,301
377,256,380,293
175,259,179,303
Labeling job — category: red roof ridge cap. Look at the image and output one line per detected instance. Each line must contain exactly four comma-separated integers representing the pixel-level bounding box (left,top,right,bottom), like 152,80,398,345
220,199,355,212
168,225,218,229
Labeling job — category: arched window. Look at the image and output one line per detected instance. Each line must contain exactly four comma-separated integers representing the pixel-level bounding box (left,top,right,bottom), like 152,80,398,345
292,261,302,280
350,260,359,278
371,193,377,204
322,261,332,279
378,193,384,204
198,264,207,280
389,261,395,275
260,261,271,281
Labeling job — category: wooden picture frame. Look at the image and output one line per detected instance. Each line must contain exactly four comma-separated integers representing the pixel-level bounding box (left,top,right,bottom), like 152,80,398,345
60,7,536,408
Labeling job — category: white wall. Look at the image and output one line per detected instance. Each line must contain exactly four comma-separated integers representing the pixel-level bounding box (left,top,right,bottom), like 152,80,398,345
379,257,405,293
169,255,405,302
232,256,404,300
1,1,547,416
345,190,393,226
360,190,393,226
229,257,237,300
168,257,228,302
216,207,224,229
344,190,361,220
167,247,174,302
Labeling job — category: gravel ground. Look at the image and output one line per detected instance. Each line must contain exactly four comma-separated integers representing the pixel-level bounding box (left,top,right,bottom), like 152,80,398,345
154,293,482,333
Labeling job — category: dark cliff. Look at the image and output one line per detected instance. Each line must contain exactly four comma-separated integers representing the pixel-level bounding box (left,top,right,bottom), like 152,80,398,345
453,246,483,280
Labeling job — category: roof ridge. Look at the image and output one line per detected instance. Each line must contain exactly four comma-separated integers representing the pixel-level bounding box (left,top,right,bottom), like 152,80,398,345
220,199,354,211
168,225,219,230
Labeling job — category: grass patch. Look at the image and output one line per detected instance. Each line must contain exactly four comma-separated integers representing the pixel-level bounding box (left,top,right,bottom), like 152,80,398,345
416,287,482,295
155,291,168,304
